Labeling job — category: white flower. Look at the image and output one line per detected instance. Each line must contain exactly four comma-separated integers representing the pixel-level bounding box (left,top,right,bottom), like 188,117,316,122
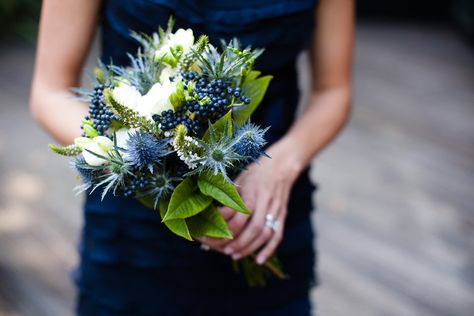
159,66,177,83
81,136,113,166
168,28,194,53
136,79,176,119
114,128,131,150
74,137,93,149
111,79,176,120
112,82,141,110
155,28,194,61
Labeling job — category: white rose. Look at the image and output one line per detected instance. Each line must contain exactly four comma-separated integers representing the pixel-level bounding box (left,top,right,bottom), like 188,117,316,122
136,80,176,119
112,82,141,110
82,136,113,166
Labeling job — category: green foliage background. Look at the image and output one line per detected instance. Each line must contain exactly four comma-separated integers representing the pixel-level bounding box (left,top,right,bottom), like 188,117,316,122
0,0,41,43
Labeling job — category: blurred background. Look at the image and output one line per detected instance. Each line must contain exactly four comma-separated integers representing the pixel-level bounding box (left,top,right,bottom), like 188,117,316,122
0,0,473,315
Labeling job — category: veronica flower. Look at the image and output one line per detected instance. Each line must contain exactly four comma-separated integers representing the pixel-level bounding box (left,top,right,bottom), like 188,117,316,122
232,121,268,162
125,131,172,172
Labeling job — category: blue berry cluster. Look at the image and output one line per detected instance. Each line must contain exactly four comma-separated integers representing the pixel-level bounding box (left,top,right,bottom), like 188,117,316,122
123,175,150,198
84,84,117,136
154,72,252,136
157,108,201,133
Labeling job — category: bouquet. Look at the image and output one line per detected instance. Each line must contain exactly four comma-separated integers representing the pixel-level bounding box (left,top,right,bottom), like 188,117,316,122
49,18,283,286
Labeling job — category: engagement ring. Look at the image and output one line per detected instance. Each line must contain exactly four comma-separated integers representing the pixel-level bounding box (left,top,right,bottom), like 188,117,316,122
265,214,280,232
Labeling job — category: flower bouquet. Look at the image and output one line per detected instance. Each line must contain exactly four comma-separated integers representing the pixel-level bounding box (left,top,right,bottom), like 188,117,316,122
49,18,283,286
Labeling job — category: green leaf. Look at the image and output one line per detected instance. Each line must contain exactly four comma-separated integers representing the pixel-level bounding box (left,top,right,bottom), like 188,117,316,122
83,124,99,138
233,75,272,127
159,198,192,241
94,66,106,85
202,110,233,142
187,204,233,239
245,70,261,81
197,171,250,214
163,178,212,221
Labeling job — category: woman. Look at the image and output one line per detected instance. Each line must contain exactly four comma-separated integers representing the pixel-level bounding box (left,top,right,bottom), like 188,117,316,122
31,0,353,315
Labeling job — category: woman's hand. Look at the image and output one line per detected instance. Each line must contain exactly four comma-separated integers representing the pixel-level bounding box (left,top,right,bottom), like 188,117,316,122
200,138,303,264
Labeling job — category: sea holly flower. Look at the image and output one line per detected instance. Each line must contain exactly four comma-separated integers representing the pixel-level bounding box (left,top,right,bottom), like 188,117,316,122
143,168,181,209
72,156,102,194
232,122,269,161
125,131,171,172
187,123,244,182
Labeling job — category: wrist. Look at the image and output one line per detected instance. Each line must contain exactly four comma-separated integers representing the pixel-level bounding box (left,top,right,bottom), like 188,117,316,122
268,137,307,180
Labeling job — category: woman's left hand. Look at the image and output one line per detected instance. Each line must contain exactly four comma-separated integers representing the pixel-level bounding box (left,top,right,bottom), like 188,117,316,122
200,139,303,264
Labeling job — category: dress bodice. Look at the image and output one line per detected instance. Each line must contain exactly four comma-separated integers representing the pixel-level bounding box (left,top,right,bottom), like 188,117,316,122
100,0,317,140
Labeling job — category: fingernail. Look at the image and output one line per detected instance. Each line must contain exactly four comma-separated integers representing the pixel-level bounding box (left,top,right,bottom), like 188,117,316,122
232,253,241,260
256,256,265,265
224,247,233,255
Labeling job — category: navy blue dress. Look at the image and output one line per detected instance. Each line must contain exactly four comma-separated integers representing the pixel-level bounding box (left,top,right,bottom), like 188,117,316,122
76,1,318,315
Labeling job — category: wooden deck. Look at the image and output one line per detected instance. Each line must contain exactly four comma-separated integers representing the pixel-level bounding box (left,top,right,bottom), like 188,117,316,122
0,21,473,315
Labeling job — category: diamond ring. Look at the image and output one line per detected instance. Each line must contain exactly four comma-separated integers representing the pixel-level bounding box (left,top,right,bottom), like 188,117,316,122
265,214,280,232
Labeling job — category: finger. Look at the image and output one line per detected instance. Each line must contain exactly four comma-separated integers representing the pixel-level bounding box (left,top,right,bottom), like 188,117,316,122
230,183,285,258
255,210,286,265
224,191,272,258
235,226,273,259
197,236,229,254
201,212,250,252
219,206,235,221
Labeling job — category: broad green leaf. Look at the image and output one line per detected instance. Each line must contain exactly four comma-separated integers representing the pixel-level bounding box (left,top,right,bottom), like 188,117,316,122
163,178,212,221
159,198,192,241
187,204,233,239
202,110,233,142
233,75,272,127
245,70,261,81
197,171,250,214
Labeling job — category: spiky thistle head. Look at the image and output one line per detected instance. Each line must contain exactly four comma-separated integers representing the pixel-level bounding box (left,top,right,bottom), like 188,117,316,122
187,123,244,182
91,148,135,200
143,168,181,209
125,131,171,172
232,121,268,161
71,156,103,194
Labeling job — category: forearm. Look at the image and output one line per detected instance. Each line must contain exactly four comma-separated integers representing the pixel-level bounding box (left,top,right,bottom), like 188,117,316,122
30,0,102,145
31,88,88,145
271,86,351,176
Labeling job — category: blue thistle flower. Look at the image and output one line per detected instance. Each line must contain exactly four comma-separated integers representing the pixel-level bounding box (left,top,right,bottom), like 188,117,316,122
126,131,171,172
72,156,102,194
143,168,181,209
186,123,244,182
232,122,268,161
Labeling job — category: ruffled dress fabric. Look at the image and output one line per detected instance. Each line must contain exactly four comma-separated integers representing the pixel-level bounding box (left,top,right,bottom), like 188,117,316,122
76,1,319,315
